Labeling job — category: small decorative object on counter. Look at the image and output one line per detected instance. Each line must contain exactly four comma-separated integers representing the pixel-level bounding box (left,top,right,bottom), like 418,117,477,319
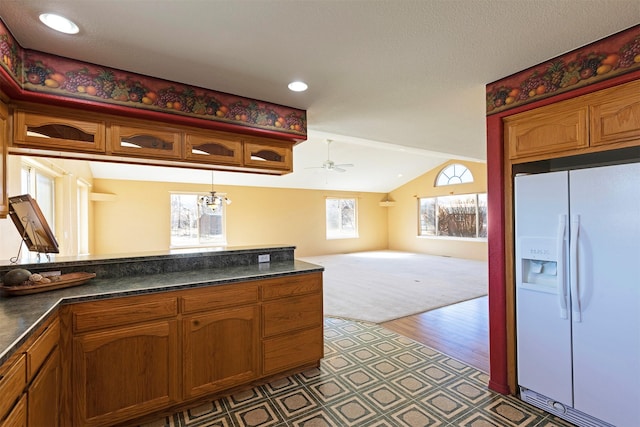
1,269,96,296
1,268,32,286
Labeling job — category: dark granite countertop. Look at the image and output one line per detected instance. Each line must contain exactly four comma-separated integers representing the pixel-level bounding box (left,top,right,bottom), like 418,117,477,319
0,258,323,366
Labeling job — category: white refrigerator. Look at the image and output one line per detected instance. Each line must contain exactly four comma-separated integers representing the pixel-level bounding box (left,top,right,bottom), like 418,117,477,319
515,162,640,427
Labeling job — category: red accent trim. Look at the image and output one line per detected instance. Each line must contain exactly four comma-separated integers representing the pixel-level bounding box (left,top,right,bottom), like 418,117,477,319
486,113,508,394
0,64,22,99
485,69,640,395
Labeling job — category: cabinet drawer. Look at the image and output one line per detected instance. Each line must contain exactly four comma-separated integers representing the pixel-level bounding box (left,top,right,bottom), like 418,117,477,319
0,355,26,422
26,318,59,381
263,293,323,337
180,284,259,314
73,295,178,333
261,273,322,300
263,327,323,375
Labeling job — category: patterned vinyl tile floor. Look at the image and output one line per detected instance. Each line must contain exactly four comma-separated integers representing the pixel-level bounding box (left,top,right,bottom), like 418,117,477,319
140,317,575,427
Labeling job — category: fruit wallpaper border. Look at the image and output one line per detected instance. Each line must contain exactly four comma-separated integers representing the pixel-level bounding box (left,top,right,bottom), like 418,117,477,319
0,20,306,139
487,24,640,115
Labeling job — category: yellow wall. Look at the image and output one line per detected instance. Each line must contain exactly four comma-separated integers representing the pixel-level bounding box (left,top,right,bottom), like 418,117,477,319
387,160,488,261
0,156,487,262
91,179,389,257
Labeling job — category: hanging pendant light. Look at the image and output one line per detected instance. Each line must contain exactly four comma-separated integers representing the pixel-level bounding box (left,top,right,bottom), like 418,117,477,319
198,172,231,214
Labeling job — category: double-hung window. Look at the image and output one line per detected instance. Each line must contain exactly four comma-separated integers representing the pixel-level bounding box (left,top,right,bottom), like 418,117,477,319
170,193,227,247
326,197,358,239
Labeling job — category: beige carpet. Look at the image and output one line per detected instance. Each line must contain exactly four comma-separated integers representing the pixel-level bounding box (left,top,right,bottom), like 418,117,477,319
300,250,487,323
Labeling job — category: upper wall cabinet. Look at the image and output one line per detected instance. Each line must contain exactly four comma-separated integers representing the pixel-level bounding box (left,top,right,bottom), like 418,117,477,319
589,79,640,147
0,99,8,218
6,103,296,174
184,131,243,167
504,97,589,161
110,122,182,160
13,106,106,154
504,79,640,162
243,137,292,172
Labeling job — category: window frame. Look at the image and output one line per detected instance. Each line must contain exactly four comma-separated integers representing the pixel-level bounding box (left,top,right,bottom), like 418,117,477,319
21,164,56,231
418,193,487,239
325,197,359,240
170,192,228,248
435,163,474,186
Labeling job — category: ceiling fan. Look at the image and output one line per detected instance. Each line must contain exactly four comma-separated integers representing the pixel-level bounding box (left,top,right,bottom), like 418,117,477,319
306,139,354,173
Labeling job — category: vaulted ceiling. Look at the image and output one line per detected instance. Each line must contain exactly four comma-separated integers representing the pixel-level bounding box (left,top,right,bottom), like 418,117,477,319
1,1,638,192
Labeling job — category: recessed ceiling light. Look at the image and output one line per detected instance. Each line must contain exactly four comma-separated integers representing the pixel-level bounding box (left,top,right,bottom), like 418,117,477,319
39,13,79,34
288,81,308,92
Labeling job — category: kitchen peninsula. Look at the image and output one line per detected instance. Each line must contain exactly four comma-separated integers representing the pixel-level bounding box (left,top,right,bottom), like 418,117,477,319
0,245,324,427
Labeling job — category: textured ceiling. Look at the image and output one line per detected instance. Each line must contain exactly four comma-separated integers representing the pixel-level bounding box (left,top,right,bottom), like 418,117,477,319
0,1,638,192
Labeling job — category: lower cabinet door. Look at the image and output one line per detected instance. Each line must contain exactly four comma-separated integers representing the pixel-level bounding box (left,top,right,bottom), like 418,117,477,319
183,306,260,399
73,320,179,427
0,394,26,427
28,347,59,427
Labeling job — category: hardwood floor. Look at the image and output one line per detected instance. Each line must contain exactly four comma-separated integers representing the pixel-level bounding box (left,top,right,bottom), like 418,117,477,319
381,295,489,373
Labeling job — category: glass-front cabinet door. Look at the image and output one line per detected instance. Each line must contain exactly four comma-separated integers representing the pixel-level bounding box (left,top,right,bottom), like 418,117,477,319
184,131,242,166
110,123,182,160
13,108,106,153
243,138,292,173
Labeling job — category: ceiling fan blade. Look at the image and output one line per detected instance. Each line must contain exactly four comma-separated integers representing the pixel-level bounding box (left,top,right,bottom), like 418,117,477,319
333,163,354,168
332,167,347,173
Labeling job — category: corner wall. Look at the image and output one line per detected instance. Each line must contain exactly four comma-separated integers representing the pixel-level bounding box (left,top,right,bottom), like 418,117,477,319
386,160,487,261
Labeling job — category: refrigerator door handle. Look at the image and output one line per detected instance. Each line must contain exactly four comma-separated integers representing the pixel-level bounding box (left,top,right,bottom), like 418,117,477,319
570,214,581,322
557,214,568,319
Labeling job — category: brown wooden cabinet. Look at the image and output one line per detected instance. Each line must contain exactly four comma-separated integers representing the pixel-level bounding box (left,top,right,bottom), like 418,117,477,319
72,321,179,426
184,130,243,166
27,347,60,427
589,79,640,146
504,79,640,162
183,306,260,399
0,394,26,427
0,316,61,427
12,106,106,154
261,273,324,375
110,122,182,160
0,355,26,425
504,97,588,160
25,317,60,427
6,102,295,175
243,138,293,172
52,273,321,426
0,98,7,219
181,282,260,399
69,295,179,427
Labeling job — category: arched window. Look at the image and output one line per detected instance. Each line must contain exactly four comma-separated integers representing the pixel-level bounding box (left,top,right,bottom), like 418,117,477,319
435,163,473,186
